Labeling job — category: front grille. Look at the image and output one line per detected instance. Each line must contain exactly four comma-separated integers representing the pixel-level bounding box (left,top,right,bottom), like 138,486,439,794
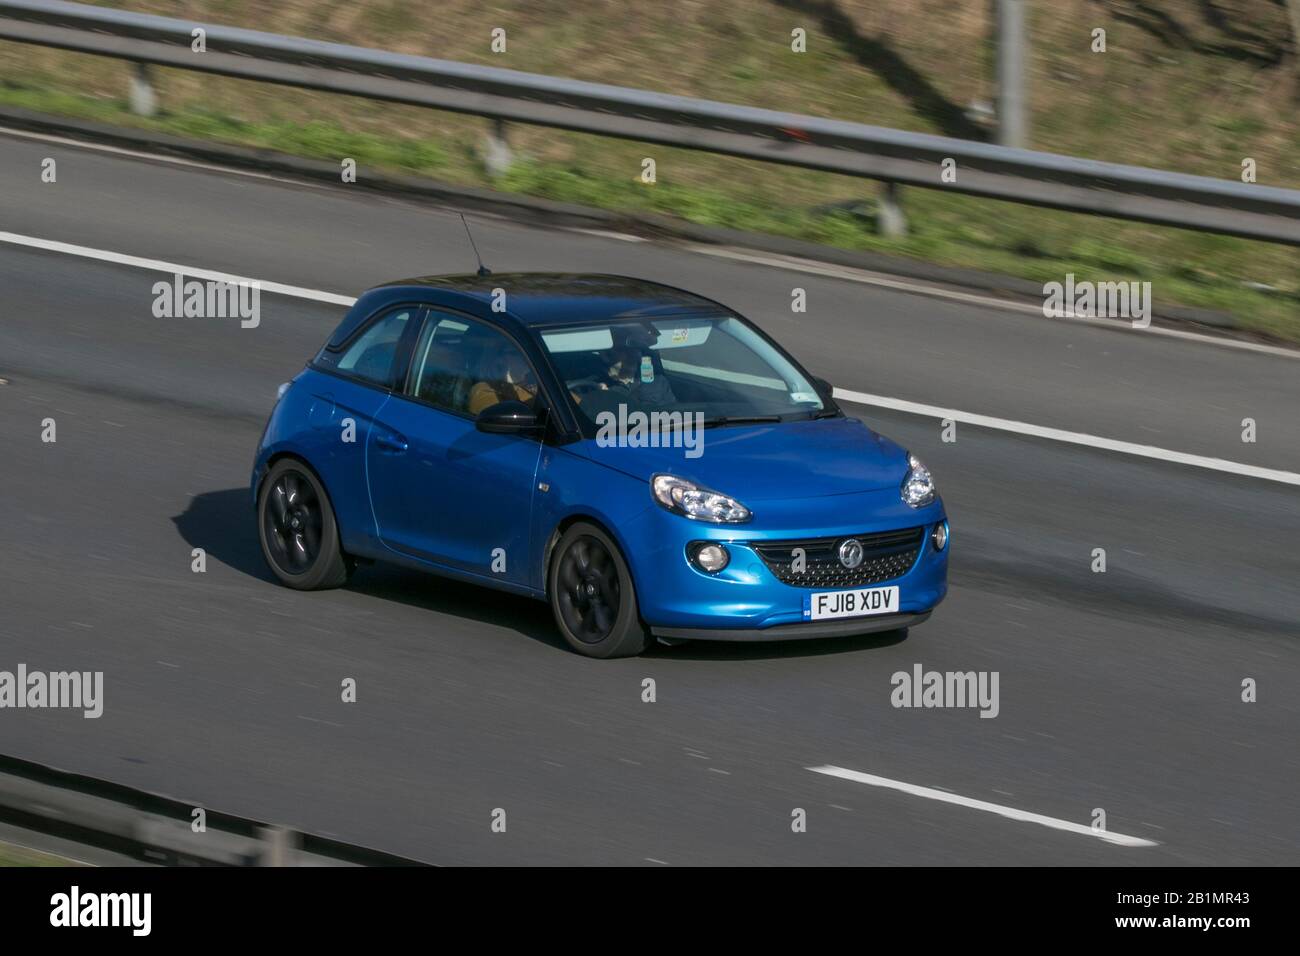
752,527,924,589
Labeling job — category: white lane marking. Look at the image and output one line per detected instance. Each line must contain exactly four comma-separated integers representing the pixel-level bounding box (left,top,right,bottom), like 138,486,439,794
693,245,1300,361
2,229,1297,488
0,125,334,189
833,387,1300,487
808,765,1159,848
0,231,356,306
6,124,1293,363
570,228,648,242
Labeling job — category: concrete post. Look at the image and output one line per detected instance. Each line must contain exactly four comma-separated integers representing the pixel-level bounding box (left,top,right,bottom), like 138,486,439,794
878,181,907,238
128,62,158,117
257,825,296,866
484,118,512,178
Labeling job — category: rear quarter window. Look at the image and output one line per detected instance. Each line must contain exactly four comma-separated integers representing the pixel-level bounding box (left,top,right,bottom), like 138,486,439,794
315,307,416,388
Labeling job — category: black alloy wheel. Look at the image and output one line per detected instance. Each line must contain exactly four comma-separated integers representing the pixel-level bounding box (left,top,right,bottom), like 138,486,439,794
263,469,323,575
556,534,621,643
257,459,351,590
548,522,649,658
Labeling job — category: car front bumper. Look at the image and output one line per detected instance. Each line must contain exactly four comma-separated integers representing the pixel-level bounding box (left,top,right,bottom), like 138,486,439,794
621,488,949,636
650,611,931,641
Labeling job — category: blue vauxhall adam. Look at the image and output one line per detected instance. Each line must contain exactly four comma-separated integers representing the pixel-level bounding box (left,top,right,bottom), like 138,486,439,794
252,275,948,657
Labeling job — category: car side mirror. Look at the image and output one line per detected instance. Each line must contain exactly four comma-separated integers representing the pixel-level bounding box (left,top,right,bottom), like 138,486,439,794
476,400,544,435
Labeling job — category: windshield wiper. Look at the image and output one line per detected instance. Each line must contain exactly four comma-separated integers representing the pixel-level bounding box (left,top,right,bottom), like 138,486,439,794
700,414,783,429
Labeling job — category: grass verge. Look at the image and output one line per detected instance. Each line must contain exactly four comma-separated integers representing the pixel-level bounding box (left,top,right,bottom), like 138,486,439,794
0,839,83,866
0,79,1295,342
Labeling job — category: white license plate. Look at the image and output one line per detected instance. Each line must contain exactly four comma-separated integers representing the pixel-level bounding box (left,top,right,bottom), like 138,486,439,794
806,586,900,621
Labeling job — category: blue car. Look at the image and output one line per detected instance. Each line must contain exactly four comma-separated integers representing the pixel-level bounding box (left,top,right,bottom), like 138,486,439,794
251,274,948,657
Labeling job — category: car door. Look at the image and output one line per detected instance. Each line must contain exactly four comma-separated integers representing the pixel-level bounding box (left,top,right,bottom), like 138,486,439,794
366,310,544,588
301,304,422,553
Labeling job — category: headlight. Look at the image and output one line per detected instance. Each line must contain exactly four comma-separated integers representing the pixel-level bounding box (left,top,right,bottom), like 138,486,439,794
652,474,751,523
900,453,936,508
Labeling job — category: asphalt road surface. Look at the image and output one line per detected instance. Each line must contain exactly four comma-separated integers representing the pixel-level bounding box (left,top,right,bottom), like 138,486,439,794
1,130,1297,865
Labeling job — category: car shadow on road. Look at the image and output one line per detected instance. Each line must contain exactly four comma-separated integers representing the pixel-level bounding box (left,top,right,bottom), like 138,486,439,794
172,487,279,584
171,488,566,652
345,564,568,652
173,488,909,660
647,627,909,661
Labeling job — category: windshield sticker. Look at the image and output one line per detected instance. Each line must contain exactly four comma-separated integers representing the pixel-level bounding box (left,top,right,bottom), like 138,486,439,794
652,323,711,349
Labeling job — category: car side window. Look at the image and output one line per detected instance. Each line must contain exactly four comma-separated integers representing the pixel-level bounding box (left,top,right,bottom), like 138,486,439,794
317,307,415,388
408,314,540,417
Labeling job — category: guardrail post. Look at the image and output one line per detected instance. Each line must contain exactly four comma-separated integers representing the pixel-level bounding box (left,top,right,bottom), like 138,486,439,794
0,0,1294,242
484,118,512,178
995,0,1028,148
257,825,297,866
878,182,907,238
128,61,157,117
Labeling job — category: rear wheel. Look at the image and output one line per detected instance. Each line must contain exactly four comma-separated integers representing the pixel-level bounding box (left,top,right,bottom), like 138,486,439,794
257,459,351,590
549,523,649,658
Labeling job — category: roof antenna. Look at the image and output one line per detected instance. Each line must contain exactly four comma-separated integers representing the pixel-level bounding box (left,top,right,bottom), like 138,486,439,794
459,213,491,277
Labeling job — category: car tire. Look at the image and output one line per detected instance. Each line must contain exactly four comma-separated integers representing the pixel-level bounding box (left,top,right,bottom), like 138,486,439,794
257,458,351,590
548,522,649,658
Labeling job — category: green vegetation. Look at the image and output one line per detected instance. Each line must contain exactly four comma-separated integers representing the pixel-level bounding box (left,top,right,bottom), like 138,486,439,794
0,1,1295,338
0,840,81,866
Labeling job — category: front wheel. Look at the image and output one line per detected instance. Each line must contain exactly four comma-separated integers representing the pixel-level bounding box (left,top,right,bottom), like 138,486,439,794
548,523,649,658
257,459,351,590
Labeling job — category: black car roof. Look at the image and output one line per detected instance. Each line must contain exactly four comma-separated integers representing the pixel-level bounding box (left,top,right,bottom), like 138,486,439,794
376,273,731,327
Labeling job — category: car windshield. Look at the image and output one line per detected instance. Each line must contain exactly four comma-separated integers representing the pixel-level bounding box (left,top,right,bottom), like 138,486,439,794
539,314,828,430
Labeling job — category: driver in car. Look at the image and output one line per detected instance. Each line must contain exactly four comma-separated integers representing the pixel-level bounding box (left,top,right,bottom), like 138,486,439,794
468,339,539,415
598,331,676,406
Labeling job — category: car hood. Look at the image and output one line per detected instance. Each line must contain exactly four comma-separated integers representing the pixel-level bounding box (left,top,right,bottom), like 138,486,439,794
572,415,909,501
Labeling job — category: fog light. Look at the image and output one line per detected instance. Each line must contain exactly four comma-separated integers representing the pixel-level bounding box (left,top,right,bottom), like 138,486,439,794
931,521,949,552
690,542,730,573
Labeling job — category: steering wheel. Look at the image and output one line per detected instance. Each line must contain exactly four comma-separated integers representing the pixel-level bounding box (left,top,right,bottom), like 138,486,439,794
568,376,630,397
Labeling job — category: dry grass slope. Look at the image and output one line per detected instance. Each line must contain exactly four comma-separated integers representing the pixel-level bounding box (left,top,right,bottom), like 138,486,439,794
1,1,1296,335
